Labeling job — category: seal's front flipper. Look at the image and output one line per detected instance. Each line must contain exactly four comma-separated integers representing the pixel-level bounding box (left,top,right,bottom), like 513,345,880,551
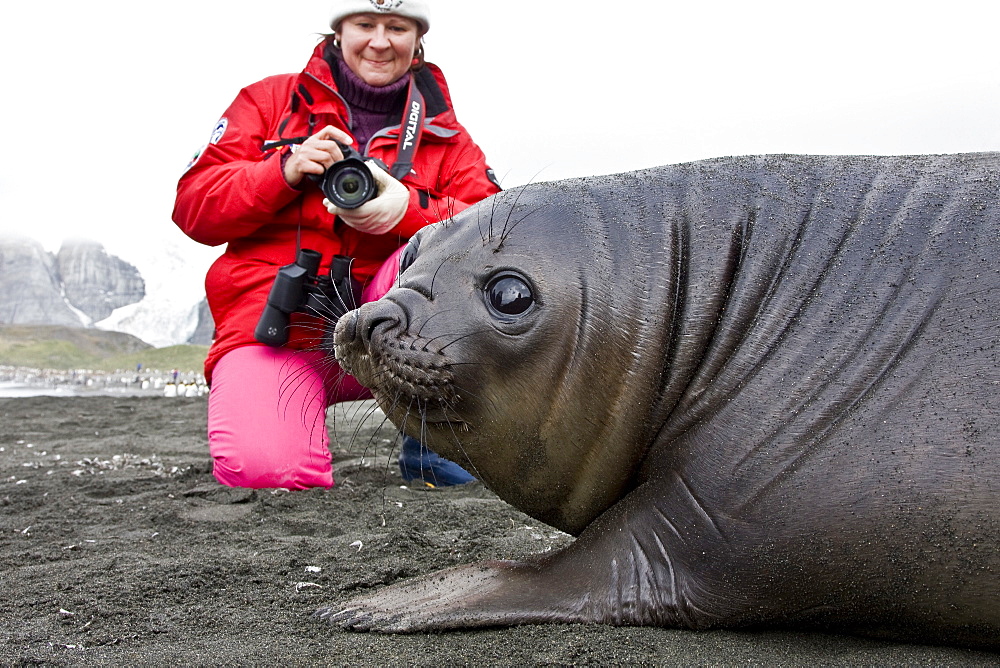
315,558,595,632
316,481,732,633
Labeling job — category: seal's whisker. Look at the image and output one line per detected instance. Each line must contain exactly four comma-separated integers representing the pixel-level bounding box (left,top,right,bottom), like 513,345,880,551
438,406,484,483
483,176,507,244
399,397,447,492
495,184,530,249
495,168,549,250
437,329,497,353
416,326,475,350
270,353,332,458
338,395,389,461
413,309,460,340
428,256,450,301
372,391,417,516
446,381,499,415
477,198,489,244
481,167,516,243
278,353,324,422
290,321,329,337
497,204,549,250
443,143,498,227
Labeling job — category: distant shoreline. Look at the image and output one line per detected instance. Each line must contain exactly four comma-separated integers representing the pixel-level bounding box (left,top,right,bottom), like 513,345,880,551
0,366,207,398
0,381,169,399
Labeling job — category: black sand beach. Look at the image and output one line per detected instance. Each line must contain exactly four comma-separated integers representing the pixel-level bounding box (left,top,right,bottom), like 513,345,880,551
1,395,996,666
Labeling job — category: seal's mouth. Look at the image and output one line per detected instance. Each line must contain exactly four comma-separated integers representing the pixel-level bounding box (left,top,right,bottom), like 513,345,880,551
377,400,470,435
422,419,470,431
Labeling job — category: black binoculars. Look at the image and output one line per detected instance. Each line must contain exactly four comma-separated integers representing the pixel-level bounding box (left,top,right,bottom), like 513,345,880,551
312,142,379,210
253,249,360,348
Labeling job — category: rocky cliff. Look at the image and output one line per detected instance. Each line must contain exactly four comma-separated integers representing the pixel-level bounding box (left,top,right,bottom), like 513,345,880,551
0,235,145,327
186,299,215,345
56,239,146,322
0,236,81,326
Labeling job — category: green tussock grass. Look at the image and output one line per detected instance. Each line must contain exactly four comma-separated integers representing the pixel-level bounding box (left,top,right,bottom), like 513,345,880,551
0,325,207,373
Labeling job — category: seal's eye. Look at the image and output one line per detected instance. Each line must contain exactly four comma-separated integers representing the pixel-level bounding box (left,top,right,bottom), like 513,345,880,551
398,239,419,276
485,274,534,318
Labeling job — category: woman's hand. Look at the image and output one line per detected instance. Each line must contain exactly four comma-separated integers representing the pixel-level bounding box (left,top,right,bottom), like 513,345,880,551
282,125,355,187
325,161,409,234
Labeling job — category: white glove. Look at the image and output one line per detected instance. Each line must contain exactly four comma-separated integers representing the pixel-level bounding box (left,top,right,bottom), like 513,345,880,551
325,161,409,235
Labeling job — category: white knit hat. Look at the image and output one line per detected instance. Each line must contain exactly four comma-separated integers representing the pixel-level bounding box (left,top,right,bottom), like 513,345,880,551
331,0,431,33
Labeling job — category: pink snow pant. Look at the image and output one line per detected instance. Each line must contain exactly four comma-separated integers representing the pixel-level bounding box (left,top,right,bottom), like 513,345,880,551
207,247,404,489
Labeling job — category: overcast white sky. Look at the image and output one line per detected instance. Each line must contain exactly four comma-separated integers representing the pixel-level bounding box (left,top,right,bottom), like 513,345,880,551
1,0,998,275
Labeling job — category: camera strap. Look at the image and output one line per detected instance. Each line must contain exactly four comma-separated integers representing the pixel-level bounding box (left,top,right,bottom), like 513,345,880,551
261,135,311,151
389,77,425,181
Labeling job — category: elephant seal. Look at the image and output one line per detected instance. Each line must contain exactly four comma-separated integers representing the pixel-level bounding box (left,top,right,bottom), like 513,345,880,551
321,153,1000,649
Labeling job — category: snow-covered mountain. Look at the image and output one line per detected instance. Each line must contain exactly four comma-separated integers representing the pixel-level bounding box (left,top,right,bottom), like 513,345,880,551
0,233,220,348
96,238,219,347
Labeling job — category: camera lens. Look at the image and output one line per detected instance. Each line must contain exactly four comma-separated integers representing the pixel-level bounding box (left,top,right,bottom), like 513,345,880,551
322,159,376,209
342,177,360,194
332,167,371,206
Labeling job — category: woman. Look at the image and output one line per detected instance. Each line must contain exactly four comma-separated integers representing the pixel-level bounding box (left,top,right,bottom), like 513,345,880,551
172,0,500,490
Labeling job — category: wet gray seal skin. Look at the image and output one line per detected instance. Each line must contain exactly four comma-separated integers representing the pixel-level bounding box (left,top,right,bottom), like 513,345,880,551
322,153,1000,648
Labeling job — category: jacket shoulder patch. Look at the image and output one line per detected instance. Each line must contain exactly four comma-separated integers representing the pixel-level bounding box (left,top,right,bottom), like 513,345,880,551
210,117,229,144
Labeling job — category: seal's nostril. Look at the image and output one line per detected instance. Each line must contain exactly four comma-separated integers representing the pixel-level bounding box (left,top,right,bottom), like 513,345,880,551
363,315,396,343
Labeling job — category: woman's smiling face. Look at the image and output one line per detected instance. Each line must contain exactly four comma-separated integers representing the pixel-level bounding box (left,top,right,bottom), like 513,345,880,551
337,13,421,87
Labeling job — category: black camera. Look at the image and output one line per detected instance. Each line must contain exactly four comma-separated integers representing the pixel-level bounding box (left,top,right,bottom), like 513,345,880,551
254,249,360,348
313,143,379,210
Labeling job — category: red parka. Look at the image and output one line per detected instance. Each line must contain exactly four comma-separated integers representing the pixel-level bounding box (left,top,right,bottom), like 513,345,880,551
173,41,500,381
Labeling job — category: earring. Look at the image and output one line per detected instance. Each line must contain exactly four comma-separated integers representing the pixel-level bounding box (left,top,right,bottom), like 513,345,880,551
333,36,341,49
